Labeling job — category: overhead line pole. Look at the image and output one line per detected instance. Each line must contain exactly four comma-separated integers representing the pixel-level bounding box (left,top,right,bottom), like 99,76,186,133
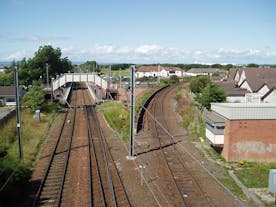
14,66,23,160
130,65,135,158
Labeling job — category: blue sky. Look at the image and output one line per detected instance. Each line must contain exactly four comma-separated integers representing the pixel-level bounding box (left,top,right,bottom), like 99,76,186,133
0,0,275,64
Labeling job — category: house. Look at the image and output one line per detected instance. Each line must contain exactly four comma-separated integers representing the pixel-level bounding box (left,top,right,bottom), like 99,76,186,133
185,68,223,77
219,81,249,103
135,66,183,78
0,86,25,106
205,102,276,162
222,68,276,103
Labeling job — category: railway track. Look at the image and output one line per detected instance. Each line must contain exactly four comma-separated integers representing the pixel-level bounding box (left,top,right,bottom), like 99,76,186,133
33,84,130,207
33,88,78,207
150,85,216,207
82,88,130,207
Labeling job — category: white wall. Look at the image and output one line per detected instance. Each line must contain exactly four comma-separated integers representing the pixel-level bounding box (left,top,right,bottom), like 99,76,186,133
263,89,276,103
226,96,245,103
238,70,246,86
205,128,224,145
258,84,270,96
239,80,252,92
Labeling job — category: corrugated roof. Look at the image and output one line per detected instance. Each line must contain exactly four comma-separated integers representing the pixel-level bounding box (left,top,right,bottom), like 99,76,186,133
211,102,276,120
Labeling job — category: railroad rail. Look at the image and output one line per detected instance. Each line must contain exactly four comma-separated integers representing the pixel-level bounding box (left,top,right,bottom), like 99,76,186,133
82,88,130,206
150,85,216,207
33,88,78,206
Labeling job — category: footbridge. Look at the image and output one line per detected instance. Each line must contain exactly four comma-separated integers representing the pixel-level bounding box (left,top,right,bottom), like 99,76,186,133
52,73,108,91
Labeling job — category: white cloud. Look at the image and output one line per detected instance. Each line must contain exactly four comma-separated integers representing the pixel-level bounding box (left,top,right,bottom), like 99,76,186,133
1,44,276,64
134,45,161,54
4,50,29,61
0,34,69,43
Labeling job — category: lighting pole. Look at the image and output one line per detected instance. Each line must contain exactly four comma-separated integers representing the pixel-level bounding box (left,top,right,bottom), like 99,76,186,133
14,66,23,160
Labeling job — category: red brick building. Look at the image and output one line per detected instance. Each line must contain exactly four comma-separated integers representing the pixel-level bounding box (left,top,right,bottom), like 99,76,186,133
206,103,276,162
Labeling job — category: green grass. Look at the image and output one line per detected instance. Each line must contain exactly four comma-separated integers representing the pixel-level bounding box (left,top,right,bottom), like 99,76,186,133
99,101,130,141
234,162,276,188
222,172,245,197
0,110,57,199
100,68,130,78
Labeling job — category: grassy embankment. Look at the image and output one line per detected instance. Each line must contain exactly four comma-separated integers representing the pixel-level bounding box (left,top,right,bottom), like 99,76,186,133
0,109,57,200
175,84,276,201
99,84,160,141
174,86,245,197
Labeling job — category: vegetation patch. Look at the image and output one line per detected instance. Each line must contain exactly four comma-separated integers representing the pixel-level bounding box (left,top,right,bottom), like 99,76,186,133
234,162,276,188
99,101,130,141
0,109,57,201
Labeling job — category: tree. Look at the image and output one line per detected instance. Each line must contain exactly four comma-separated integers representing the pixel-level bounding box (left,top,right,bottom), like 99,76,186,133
0,74,13,86
189,76,211,94
18,45,73,86
80,61,99,73
169,75,180,83
196,83,226,109
247,63,259,68
22,81,46,113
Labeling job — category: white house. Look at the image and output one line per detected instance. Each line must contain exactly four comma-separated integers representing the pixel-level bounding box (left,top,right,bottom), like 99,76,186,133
135,66,183,78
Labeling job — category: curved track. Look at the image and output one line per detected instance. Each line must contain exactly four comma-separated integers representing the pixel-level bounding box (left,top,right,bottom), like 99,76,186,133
149,85,216,207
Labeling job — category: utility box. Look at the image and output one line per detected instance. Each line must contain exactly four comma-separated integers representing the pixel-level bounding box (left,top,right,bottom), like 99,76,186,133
268,169,276,194
35,110,40,122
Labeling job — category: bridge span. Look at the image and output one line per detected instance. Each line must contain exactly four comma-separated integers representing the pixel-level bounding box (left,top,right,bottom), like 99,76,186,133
52,73,108,91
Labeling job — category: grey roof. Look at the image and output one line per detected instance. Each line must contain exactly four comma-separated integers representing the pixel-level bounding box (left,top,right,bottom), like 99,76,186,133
211,102,276,120
0,86,24,97
242,68,276,92
187,68,221,73
219,81,249,96
204,111,225,125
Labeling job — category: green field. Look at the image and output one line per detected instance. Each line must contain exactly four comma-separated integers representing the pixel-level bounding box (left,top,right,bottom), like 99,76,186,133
100,68,130,78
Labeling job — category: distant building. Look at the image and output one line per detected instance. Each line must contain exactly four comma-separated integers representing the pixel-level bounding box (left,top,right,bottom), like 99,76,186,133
135,66,183,78
185,68,224,77
0,86,25,106
205,103,276,162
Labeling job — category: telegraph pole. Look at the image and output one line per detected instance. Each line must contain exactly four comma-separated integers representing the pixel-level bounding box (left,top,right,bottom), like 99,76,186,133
129,65,135,158
14,66,23,160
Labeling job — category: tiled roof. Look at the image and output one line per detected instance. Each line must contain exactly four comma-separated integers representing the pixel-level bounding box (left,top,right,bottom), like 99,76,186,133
136,66,182,72
242,68,276,92
219,81,249,96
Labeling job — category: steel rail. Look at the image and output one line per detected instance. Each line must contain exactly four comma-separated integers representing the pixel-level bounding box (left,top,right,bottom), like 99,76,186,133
82,89,106,206
151,85,187,206
81,90,93,207
56,96,77,205
32,110,69,207
89,106,117,206
159,86,215,206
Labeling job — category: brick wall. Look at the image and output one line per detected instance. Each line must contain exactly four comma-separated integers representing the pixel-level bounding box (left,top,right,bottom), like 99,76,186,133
222,119,276,162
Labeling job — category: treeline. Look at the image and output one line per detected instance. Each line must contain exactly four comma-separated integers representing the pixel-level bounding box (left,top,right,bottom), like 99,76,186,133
140,63,276,71
100,63,133,70
0,45,73,86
